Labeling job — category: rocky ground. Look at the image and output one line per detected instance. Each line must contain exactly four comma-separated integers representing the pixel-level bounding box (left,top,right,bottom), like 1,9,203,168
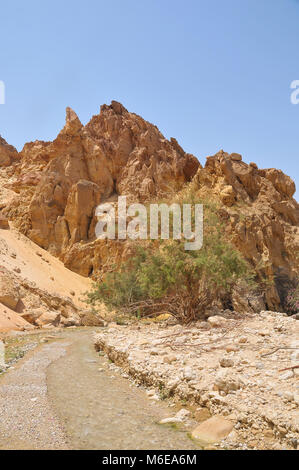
0,329,200,450
94,312,299,450
0,336,69,449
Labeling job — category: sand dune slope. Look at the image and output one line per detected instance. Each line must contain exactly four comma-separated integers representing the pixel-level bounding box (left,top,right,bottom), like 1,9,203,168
0,225,91,332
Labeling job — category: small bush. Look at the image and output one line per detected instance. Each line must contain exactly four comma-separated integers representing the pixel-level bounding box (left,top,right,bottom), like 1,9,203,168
285,283,299,314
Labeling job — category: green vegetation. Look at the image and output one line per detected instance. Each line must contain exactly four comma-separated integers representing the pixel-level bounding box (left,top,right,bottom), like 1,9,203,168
285,282,299,314
86,193,255,324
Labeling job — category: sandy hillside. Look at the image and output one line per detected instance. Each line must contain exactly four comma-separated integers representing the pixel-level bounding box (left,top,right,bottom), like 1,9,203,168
0,225,91,332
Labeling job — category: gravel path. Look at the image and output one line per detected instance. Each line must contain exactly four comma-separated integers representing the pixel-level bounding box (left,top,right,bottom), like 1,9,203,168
0,330,198,450
0,341,70,450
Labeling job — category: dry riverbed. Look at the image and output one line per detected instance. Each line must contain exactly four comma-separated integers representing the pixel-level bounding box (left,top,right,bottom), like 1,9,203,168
0,328,199,450
1,312,298,451
94,311,299,450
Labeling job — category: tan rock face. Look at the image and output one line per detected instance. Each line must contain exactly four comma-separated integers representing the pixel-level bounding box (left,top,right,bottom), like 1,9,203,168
0,269,20,310
0,215,9,230
0,137,19,167
192,150,299,311
1,108,298,312
5,102,199,263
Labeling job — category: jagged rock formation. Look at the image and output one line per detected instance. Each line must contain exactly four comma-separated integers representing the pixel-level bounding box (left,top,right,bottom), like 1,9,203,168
1,102,298,312
2,102,198,272
192,151,299,310
0,137,19,167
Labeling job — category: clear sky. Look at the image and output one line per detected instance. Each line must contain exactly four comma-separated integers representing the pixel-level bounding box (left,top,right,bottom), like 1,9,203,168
0,0,298,197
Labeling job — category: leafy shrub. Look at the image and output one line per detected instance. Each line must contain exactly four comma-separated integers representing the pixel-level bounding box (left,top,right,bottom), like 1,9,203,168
86,194,254,323
285,283,299,314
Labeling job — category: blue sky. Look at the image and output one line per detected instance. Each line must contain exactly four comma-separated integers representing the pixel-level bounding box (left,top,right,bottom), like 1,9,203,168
0,0,298,197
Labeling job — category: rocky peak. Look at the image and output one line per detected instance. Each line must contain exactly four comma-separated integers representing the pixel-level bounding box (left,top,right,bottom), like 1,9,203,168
0,136,19,167
61,107,83,136
3,101,199,254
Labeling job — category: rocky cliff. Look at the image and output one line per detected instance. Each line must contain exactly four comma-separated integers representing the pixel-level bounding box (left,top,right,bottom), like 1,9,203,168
0,102,298,313
191,151,299,310
1,102,198,269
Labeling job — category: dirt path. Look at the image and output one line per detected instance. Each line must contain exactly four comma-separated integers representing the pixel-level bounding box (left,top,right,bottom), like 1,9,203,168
0,329,198,450
0,339,69,449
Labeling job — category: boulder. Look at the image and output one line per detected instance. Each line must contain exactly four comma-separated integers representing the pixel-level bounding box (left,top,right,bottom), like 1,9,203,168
0,215,9,230
215,369,244,393
35,310,61,327
21,308,44,323
191,416,235,444
207,316,227,328
220,185,235,206
0,271,20,310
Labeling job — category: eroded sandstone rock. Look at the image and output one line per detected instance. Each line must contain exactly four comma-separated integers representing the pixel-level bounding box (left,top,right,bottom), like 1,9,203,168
5,102,199,270
192,150,299,311
0,215,9,230
0,270,20,310
0,136,19,167
2,106,298,312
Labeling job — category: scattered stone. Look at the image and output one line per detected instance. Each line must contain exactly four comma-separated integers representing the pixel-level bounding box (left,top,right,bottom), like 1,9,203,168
159,408,190,425
207,316,227,328
283,391,294,402
36,311,60,327
238,336,248,344
226,345,239,353
94,312,299,450
163,354,177,364
191,416,235,444
159,416,182,425
230,153,242,161
148,394,159,401
220,356,234,368
0,272,20,310
175,408,190,421
279,370,294,380
215,370,244,393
